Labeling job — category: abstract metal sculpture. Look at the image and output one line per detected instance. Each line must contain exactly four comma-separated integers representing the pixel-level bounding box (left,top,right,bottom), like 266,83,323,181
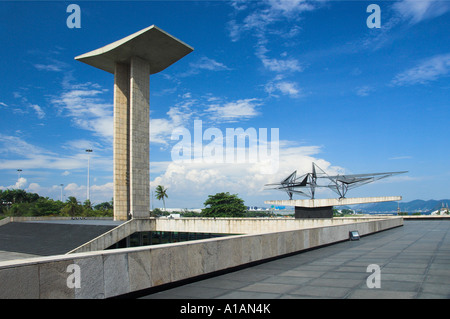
265,162,407,199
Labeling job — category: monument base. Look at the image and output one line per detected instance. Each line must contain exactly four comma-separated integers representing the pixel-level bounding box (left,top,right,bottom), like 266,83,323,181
295,206,333,219
265,196,402,219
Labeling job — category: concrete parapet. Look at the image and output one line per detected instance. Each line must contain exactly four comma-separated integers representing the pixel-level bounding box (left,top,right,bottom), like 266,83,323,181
66,216,400,254
0,217,403,298
152,216,392,234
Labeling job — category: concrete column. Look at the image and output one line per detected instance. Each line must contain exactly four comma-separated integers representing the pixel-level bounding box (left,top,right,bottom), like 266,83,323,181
129,57,150,218
76,26,193,221
113,63,130,221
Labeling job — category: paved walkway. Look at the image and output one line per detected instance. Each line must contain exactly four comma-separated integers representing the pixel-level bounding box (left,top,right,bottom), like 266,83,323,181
141,220,450,299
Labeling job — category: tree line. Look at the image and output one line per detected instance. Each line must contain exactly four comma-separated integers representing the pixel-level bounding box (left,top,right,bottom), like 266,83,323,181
0,189,113,218
1,188,277,219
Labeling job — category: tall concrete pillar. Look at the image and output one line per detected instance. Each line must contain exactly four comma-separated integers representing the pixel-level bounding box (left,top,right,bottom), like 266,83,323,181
75,25,193,220
129,57,150,218
113,63,130,221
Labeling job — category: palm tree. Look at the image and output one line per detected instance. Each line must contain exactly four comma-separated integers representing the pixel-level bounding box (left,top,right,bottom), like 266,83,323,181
63,196,81,216
155,185,168,211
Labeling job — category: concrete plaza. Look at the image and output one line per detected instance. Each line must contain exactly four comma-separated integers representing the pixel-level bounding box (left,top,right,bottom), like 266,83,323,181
141,220,450,299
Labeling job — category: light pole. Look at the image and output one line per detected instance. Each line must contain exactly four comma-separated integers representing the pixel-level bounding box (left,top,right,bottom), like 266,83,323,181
86,149,93,202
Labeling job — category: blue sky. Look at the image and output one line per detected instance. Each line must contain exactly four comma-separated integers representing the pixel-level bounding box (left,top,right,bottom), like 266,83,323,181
0,0,449,209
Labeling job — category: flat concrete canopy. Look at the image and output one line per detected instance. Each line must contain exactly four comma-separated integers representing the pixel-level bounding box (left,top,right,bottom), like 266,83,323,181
75,25,193,74
265,196,402,208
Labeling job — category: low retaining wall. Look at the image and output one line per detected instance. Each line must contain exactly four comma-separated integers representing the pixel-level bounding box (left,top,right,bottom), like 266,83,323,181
153,217,386,234
0,217,402,298
67,216,394,254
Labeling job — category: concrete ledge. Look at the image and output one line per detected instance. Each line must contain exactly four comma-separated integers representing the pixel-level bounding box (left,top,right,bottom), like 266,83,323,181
0,217,403,299
402,215,450,220
152,216,391,234
0,217,11,227
67,216,400,254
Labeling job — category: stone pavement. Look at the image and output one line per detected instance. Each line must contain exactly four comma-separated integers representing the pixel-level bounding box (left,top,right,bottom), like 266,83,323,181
141,220,450,299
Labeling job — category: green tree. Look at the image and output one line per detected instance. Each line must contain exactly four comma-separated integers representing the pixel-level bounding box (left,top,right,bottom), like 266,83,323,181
0,189,39,204
332,208,342,217
94,201,113,211
8,202,37,217
93,200,113,217
202,192,246,217
62,196,83,216
341,209,354,216
34,197,64,216
155,185,168,211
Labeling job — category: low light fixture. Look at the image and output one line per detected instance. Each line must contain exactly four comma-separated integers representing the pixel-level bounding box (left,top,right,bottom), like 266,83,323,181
349,230,360,241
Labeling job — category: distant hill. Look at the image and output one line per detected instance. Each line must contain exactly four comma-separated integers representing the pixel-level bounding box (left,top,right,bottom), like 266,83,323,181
344,199,450,214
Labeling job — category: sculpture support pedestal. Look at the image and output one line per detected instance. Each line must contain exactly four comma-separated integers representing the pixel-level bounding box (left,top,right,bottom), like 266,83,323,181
265,196,402,219
295,206,333,218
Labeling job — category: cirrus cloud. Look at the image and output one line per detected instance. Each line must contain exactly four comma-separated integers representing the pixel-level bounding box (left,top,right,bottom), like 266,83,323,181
391,53,450,86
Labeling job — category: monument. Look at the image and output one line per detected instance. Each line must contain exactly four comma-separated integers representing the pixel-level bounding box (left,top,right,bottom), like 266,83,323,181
75,25,193,220
265,163,407,218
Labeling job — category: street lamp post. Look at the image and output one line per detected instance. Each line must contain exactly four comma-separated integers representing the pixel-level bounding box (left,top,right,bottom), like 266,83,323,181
86,149,93,202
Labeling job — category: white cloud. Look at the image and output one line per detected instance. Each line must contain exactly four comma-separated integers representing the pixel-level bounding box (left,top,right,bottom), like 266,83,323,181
0,177,28,191
12,91,46,119
150,141,343,208
230,0,248,11
206,98,261,122
265,0,316,14
150,97,196,145
0,134,52,157
265,80,303,98
389,156,412,160
34,64,62,72
51,80,113,139
391,53,450,86
151,95,263,145
393,0,450,24
0,102,7,107
355,85,374,97
180,56,231,77
229,0,315,40
260,56,304,72
33,58,68,72
0,177,112,204
30,104,45,119
0,134,111,172
191,57,230,71
151,118,178,145
62,139,103,152
227,0,314,73
56,182,113,203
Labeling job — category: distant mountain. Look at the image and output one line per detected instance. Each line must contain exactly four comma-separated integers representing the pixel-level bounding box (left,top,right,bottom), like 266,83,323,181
344,199,450,214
